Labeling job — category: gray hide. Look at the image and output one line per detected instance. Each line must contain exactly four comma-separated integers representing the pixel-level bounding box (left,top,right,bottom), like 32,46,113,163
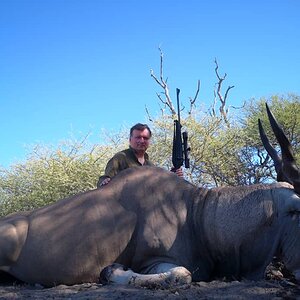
1,166,300,287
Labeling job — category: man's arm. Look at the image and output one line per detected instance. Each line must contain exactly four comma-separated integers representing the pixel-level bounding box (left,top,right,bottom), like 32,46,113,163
97,151,134,187
97,155,122,187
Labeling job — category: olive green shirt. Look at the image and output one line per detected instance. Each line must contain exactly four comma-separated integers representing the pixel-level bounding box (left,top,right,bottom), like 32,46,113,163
97,147,153,187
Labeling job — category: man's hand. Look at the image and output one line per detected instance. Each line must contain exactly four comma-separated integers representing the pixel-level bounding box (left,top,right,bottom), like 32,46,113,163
99,177,111,187
171,167,184,177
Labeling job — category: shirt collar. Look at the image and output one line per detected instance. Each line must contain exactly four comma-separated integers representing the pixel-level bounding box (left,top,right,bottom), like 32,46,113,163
128,146,149,161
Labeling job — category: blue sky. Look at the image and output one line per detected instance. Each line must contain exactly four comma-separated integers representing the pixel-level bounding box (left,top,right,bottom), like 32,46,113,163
1,0,299,167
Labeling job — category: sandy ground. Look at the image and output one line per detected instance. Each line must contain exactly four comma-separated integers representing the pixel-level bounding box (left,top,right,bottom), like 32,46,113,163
0,279,299,299
0,263,299,299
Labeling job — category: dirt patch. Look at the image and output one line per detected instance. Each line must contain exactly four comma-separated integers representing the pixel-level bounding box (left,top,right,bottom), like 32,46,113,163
1,264,299,299
0,279,299,299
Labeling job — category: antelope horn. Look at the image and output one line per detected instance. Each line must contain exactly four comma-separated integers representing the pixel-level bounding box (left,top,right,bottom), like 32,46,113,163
265,103,300,194
258,118,285,181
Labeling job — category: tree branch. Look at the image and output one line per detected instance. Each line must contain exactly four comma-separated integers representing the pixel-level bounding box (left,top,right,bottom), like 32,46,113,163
150,47,176,115
213,58,234,126
188,80,200,114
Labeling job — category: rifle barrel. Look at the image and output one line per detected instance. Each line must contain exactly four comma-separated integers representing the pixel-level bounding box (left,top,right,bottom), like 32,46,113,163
176,88,181,124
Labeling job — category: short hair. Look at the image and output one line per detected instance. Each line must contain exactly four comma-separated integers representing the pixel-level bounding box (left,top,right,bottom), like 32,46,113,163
130,123,152,137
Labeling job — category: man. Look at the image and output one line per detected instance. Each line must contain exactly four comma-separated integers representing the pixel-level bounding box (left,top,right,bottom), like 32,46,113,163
97,123,183,187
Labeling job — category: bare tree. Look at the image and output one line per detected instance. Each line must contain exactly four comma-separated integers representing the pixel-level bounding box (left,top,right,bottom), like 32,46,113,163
150,48,200,117
150,47,176,116
188,80,200,114
212,58,235,126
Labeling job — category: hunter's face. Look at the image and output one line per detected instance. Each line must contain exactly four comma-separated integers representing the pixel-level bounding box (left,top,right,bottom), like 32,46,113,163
129,129,151,152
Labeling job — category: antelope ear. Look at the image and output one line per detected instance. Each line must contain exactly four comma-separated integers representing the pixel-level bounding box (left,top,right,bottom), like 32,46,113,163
288,210,300,227
293,270,300,282
285,210,300,227
284,191,300,213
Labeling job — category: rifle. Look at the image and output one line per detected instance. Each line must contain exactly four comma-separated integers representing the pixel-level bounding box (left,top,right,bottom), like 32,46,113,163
172,88,190,170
